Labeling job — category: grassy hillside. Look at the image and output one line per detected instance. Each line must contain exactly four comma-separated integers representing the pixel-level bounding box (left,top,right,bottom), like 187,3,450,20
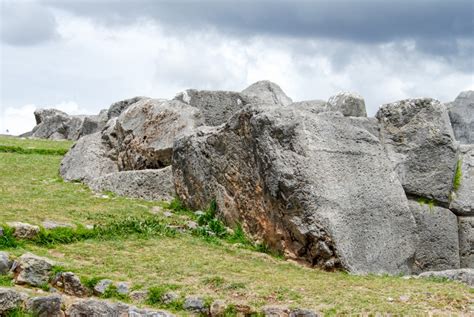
0,135,472,315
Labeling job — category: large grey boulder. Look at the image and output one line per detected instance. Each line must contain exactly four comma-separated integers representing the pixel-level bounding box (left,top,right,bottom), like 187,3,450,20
0,288,26,314
12,253,54,287
0,252,12,274
106,96,146,120
31,109,76,140
327,92,367,117
78,109,108,138
173,105,417,274
241,80,293,106
174,89,250,126
89,167,174,201
408,200,459,273
51,272,89,297
447,90,474,144
289,100,328,114
418,269,474,287
6,222,40,239
450,145,474,216
66,299,119,317
376,98,458,204
459,217,474,268
104,98,204,170
60,132,118,184
26,295,63,317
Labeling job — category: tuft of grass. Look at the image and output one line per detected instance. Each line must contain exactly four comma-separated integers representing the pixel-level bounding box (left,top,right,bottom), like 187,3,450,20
102,284,128,301
0,145,68,156
0,274,14,287
202,276,226,288
146,284,181,306
0,225,22,249
453,159,463,192
81,276,107,290
417,197,435,210
5,308,34,317
165,198,190,214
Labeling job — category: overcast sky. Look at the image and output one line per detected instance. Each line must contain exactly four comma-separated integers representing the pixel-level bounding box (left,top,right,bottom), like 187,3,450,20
1,0,473,135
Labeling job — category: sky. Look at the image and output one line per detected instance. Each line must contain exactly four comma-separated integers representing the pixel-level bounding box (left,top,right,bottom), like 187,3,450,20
0,0,473,135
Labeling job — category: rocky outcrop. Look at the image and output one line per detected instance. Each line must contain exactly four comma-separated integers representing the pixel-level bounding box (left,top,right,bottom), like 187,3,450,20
409,201,460,273
89,167,174,201
60,132,119,184
450,145,474,216
376,98,458,204
106,96,147,120
241,80,293,106
104,98,204,170
0,288,27,314
327,92,367,117
26,295,63,317
174,90,251,126
173,104,418,274
30,109,83,140
447,90,474,144
289,100,327,114
51,272,89,297
458,217,474,268
11,253,54,287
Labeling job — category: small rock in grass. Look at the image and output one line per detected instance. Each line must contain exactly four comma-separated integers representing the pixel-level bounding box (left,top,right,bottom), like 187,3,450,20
210,300,227,316
150,206,164,214
93,279,113,295
66,299,118,316
185,221,198,230
289,308,319,317
116,282,130,295
0,287,28,314
162,291,179,304
26,294,63,317
128,306,175,317
262,306,290,317
0,251,12,274
52,272,88,297
163,211,173,218
42,220,73,230
7,222,40,239
12,253,54,287
184,296,208,314
399,295,410,302
129,290,149,303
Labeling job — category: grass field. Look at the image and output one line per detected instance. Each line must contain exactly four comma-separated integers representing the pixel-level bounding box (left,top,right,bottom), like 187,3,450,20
0,135,472,315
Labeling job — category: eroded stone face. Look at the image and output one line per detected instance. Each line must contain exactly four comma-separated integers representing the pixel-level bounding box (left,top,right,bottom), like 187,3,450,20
173,104,417,274
447,90,474,144
376,98,458,204
458,217,474,268
241,80,293,106
327,92,367,117
450,145,474,216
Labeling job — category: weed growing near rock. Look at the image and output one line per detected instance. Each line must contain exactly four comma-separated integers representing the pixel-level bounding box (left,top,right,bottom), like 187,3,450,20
453,159,463,192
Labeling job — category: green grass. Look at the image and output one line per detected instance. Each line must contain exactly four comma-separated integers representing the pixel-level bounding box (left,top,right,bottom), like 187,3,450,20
453,159,463,192
0,135,73,151
0,136,472,315
0,144,69,156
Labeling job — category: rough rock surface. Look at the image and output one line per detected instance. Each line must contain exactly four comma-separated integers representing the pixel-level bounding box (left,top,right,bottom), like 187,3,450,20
0,251,12,274
26,295,63,317
408,200,460,273
7,221,40,239
418,268,474,287
66,299,120,316
289,309,319,317
174,89,251,126
289,100,328,114
89,167,174,201
184,296,207,314
241,80,293,106
376,98,458,204
30,109,80,140
104,98,204,170
78,109,108,138
458,217,474,268
12,253,54,287
51,272,89,297
450,145,474,216
106,96,146,120
327,92,367,117
94,279,113,295
0,288,25,314
447,90,474,144
60,132,118,184
173,105,417,274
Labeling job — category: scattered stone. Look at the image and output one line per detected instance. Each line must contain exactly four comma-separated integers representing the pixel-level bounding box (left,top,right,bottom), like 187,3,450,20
0,251,12,274
6,222,40,239
185,221,198,230
262,306,290,317
175,89,251,126
42,220,73,230
184,296,208,314
89,167,175,201
130,290,149,303
12,253,54,287
327,92,367,117
173,104,417,274
289,308,319,317
241,80,293,106
447,90,474,144
418,268,474,287
376,98,458,204
162,291,179,305
458,217,474,268
210,300,227,316
51,272,89,297
163,211,173,218
93,279,113,296
0,288,26,314
60,132,119,185
409,200,460,273
116,282,130,295
449,145,474,216
128,306,175,317
26,294,63,317
234,304,253,315
66,299,119,316
399,295,410,302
